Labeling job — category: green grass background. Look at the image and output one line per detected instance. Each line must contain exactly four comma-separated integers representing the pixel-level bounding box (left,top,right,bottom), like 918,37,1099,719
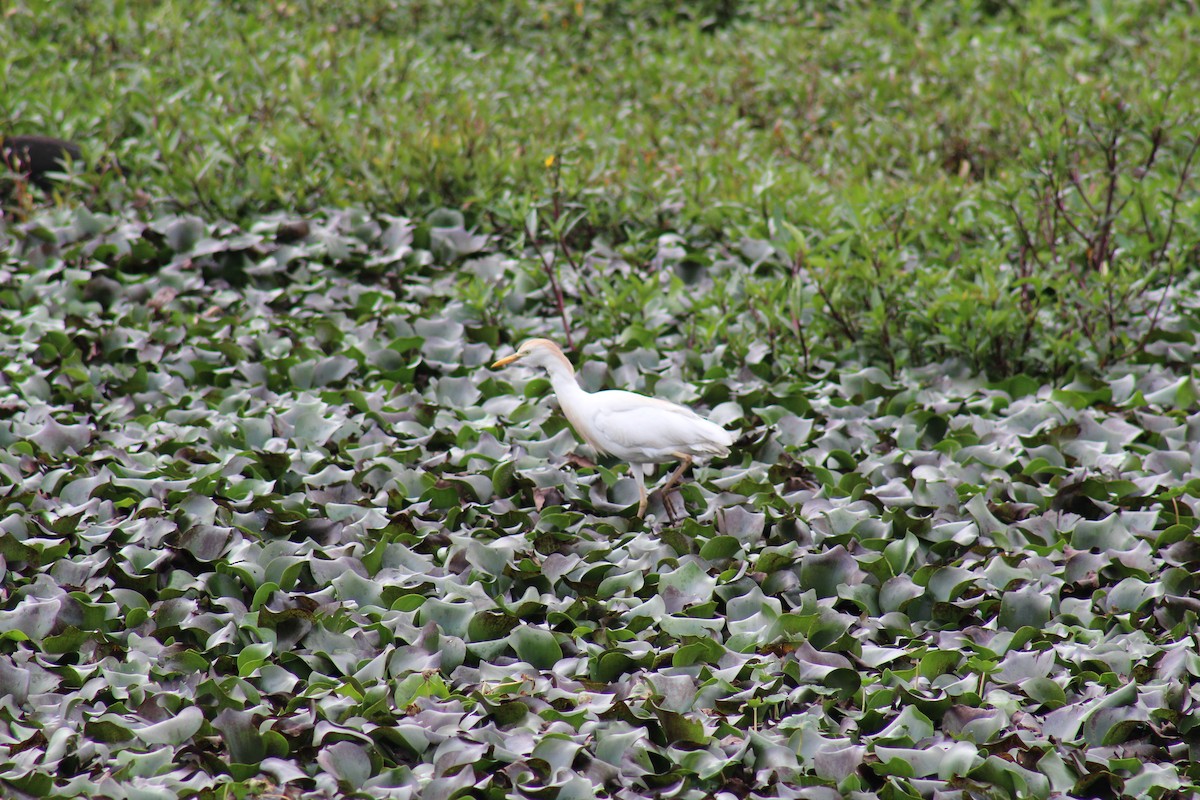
5,0,1199,376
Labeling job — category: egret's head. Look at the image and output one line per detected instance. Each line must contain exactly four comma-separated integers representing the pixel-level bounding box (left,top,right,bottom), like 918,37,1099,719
491,338,572,372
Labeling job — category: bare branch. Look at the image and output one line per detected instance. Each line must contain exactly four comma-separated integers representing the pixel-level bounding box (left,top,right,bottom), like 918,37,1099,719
811,269,858,343
524,221,575,351
1152,128,1200,266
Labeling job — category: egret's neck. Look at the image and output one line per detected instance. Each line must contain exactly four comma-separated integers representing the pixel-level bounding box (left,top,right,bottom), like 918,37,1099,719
543,358,586,402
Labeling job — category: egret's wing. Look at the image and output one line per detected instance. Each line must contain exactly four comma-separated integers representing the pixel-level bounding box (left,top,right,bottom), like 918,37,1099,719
590,391,732,460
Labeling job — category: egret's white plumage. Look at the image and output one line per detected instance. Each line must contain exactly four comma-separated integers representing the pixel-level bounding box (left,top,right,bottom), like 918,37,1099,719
492,338,733,517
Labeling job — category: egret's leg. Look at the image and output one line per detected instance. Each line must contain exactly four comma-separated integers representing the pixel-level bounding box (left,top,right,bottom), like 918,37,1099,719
632,463,648,517
661,455,693,523
662,455,693,496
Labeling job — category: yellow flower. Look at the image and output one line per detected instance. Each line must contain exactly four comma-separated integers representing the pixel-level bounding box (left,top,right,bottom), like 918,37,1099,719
545,154,556,168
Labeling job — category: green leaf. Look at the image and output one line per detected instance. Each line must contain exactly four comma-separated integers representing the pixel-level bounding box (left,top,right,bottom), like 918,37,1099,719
510,625,563,669
43,626,93,654
699,535,741,560
134,706,204,745
237,642,273,677
800,546,864,598
213,708,266,766
1022,677,1066,709
468,611,518,642
592,651,639,683
998,585,1052,631
919,649,960,680
658,561,716,608
656,709,708,745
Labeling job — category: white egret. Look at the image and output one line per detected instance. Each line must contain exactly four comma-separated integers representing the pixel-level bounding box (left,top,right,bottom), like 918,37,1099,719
492,338,733,518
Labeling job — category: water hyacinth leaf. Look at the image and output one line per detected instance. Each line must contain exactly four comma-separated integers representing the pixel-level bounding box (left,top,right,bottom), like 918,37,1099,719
318,741,372,787
799,546,864,598
1077,681,1141,746
598,568,644,598
332,569,384,609
178,525,234,562
919,649,961,680
925,567,976,602
487,700,528,727
699,535,741,561
871,749,917,778
86,716,135,744
717,505,766,542
884,533,920,576
531,735,583,773
134,707,204,746
657,710,708,745
468,611,518,642
30,418,92,455
212,708,266,768
556,777,597,800
873,706,935,746
0,598,61,640
491,460,517,496
968,755,1050,799
1022,677,1067,708
418,599,474,638
393,672,452,707
1105,578,1161,613
1070,516,1137,550
261,757,308,786
237,642,273,676
658,561,716,610
659,614,722,637
592,651,640,682
43,626,93,654
164,215,205,251
673,638,724,667
1122,763,1182,798
998,585,1052,631
510,625,563,669
812,744,866,782
647,673,697,713
943,706,1008,743
313,355,357,387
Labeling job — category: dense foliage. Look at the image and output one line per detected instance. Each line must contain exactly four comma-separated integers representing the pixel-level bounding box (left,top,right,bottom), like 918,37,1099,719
4,0,1199,376
3,1,1200,798
2,207,1199,798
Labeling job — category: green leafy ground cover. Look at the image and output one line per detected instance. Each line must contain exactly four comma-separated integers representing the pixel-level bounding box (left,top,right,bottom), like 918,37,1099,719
3,1,1200,798
2,208,1199,798
5,0,1200,375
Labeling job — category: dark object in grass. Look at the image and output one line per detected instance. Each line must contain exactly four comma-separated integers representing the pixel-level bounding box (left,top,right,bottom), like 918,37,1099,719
1,135,85,190
276,220,311,243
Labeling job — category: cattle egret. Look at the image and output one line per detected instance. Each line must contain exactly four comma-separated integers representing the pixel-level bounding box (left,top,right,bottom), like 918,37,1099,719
492,338,733,518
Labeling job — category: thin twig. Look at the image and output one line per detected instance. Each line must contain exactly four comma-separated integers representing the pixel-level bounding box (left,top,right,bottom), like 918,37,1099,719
524,222,575,350
871,256,897,376
1006,199,1046,271
554,214,585,276
1115,128,1200,361
1092,128,1122,271
544,149,593,304
1152,128,1200,266
810,266,858,342
1046,174,1093,247
1066,167,1100,216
